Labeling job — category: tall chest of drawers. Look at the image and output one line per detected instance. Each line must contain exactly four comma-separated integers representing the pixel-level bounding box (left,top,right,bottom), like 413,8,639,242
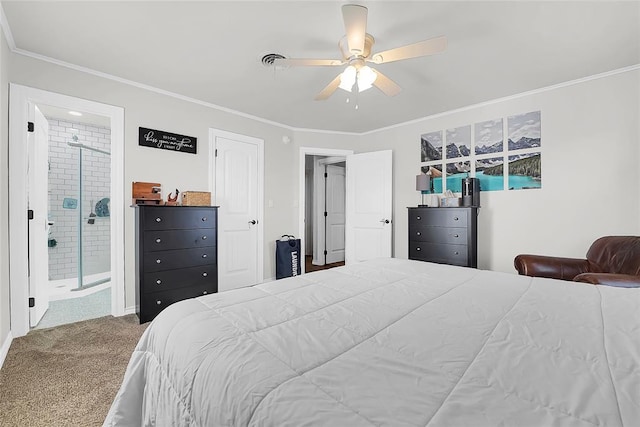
134,205,218,323
408,207,478,268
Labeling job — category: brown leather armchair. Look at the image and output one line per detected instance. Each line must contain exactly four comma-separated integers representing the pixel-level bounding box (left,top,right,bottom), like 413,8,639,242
514,236,640,288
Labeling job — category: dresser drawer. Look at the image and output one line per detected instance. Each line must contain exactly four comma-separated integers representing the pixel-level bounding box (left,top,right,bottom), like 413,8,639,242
139,284,216,323
143,247,217,272
142,207,215,230
142,264,216,294
409,241,469,266
144,229,216,252
409,226,467,244
409,208,468,228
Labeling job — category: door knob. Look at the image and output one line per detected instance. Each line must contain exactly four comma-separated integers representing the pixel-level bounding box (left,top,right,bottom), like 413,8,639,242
249,220,258,225
380,219,390,224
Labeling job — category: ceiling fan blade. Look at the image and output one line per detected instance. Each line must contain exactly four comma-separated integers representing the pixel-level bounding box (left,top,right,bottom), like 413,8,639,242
370,35,447,64
273,58,343,67
372,69,402,97
315,74,342,101
342,4,368,55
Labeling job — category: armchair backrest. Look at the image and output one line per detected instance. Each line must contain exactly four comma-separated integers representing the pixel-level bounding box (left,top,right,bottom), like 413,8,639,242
586,236,640,276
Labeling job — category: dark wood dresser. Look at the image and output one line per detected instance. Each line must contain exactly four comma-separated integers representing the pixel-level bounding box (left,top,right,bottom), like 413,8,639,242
408,207,478,268
134,205,218,323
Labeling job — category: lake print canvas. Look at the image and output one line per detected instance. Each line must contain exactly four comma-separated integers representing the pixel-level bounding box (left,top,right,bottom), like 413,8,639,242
475,119,503,155
445,161,471,192
421,131,443,162
475,157,504,191
507,111,541,190
508,153,541,190
446,125,471,159
508,111,541,150
420,110,541,194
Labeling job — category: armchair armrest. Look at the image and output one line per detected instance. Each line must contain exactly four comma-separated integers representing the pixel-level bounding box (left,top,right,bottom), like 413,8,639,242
573,273,640,288
514,254,590,281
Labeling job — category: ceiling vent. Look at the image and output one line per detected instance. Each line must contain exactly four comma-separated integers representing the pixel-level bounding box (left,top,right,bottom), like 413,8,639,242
261,53,286,67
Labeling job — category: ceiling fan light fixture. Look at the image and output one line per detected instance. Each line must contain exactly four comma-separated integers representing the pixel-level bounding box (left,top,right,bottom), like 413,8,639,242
339,65,357,92
356,66,377,92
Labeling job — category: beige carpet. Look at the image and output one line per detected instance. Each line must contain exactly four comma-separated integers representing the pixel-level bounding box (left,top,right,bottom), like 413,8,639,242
0,314,147,427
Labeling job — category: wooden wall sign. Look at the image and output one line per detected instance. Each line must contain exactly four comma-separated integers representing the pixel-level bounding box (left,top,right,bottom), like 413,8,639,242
138,127,197,154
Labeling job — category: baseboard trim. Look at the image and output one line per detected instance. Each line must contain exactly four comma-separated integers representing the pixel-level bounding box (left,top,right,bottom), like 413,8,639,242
0,331,14,371
123,306,136,316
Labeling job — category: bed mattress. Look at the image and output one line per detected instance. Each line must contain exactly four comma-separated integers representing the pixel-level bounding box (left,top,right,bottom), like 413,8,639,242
105,258,639,426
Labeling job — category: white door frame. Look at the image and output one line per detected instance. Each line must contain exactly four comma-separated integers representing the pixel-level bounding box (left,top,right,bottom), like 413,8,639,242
208,128,264,285
298,147,353,274
9,84,126,337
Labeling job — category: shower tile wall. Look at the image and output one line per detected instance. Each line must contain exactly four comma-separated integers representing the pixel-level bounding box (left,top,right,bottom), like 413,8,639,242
47,119,111,280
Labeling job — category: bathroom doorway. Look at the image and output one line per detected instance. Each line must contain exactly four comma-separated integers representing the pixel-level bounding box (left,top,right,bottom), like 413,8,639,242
9,84,125,337
34,105,113,329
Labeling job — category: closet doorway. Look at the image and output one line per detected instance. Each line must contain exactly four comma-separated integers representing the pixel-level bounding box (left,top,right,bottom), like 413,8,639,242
299,148,353,274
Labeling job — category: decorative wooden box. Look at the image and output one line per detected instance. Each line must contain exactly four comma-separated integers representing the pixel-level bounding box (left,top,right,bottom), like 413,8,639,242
182,191,211,206
132,182,162,205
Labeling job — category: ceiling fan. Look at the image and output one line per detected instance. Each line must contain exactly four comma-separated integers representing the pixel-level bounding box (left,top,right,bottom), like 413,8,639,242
273,4,447,101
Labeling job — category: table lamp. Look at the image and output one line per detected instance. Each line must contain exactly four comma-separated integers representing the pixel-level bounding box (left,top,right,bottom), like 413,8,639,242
416,173,431,207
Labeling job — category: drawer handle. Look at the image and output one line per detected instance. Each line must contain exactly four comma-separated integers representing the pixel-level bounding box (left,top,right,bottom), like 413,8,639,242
453,234,459,238
156,279,162,285
202,272,208,277
202,254,208,258
416,231,421,236
155,217,162,223
156,259,162,264
203,291,208,295
202,235,207,240
202,217,207,222
416,247,421,251
156,300,162,305
155,238,162,243
416,216,421,220
453,217,459,221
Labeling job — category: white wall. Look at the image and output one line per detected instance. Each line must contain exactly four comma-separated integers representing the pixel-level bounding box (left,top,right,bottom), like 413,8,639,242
351,69,640,273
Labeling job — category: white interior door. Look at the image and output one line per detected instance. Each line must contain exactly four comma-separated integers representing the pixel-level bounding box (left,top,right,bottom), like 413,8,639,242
325,164,345,264
28,105,50,326
345,150,393,264
213,132,263,291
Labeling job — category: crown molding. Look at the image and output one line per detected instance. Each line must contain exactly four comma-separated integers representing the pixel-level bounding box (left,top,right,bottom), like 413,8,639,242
360,63,640,136
0,2,16,51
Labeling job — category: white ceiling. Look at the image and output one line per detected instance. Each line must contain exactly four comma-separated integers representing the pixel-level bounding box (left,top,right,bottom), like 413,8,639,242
3,1,639,133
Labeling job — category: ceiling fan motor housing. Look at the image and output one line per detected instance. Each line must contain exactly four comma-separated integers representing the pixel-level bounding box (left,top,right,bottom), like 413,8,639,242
339,33,375,61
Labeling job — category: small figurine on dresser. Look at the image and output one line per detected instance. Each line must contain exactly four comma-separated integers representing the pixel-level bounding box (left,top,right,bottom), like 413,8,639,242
166,189,180,206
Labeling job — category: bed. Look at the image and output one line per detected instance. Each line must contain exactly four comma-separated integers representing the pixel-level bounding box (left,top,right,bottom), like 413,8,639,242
104,258,639,426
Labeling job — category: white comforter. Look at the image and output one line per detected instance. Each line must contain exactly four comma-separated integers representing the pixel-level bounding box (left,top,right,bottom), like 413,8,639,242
105,258,640,426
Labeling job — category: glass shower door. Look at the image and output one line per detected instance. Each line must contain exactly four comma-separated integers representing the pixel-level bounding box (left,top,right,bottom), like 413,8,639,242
79,140,111,289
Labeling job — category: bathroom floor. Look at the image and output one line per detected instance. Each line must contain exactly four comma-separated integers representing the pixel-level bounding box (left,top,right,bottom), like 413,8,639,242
34,286,111,330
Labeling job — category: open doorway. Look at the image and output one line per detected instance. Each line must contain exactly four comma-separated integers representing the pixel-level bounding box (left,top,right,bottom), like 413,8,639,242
299,147,353,274
305,155,346,272
32,105,112,329
9,84,125,338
